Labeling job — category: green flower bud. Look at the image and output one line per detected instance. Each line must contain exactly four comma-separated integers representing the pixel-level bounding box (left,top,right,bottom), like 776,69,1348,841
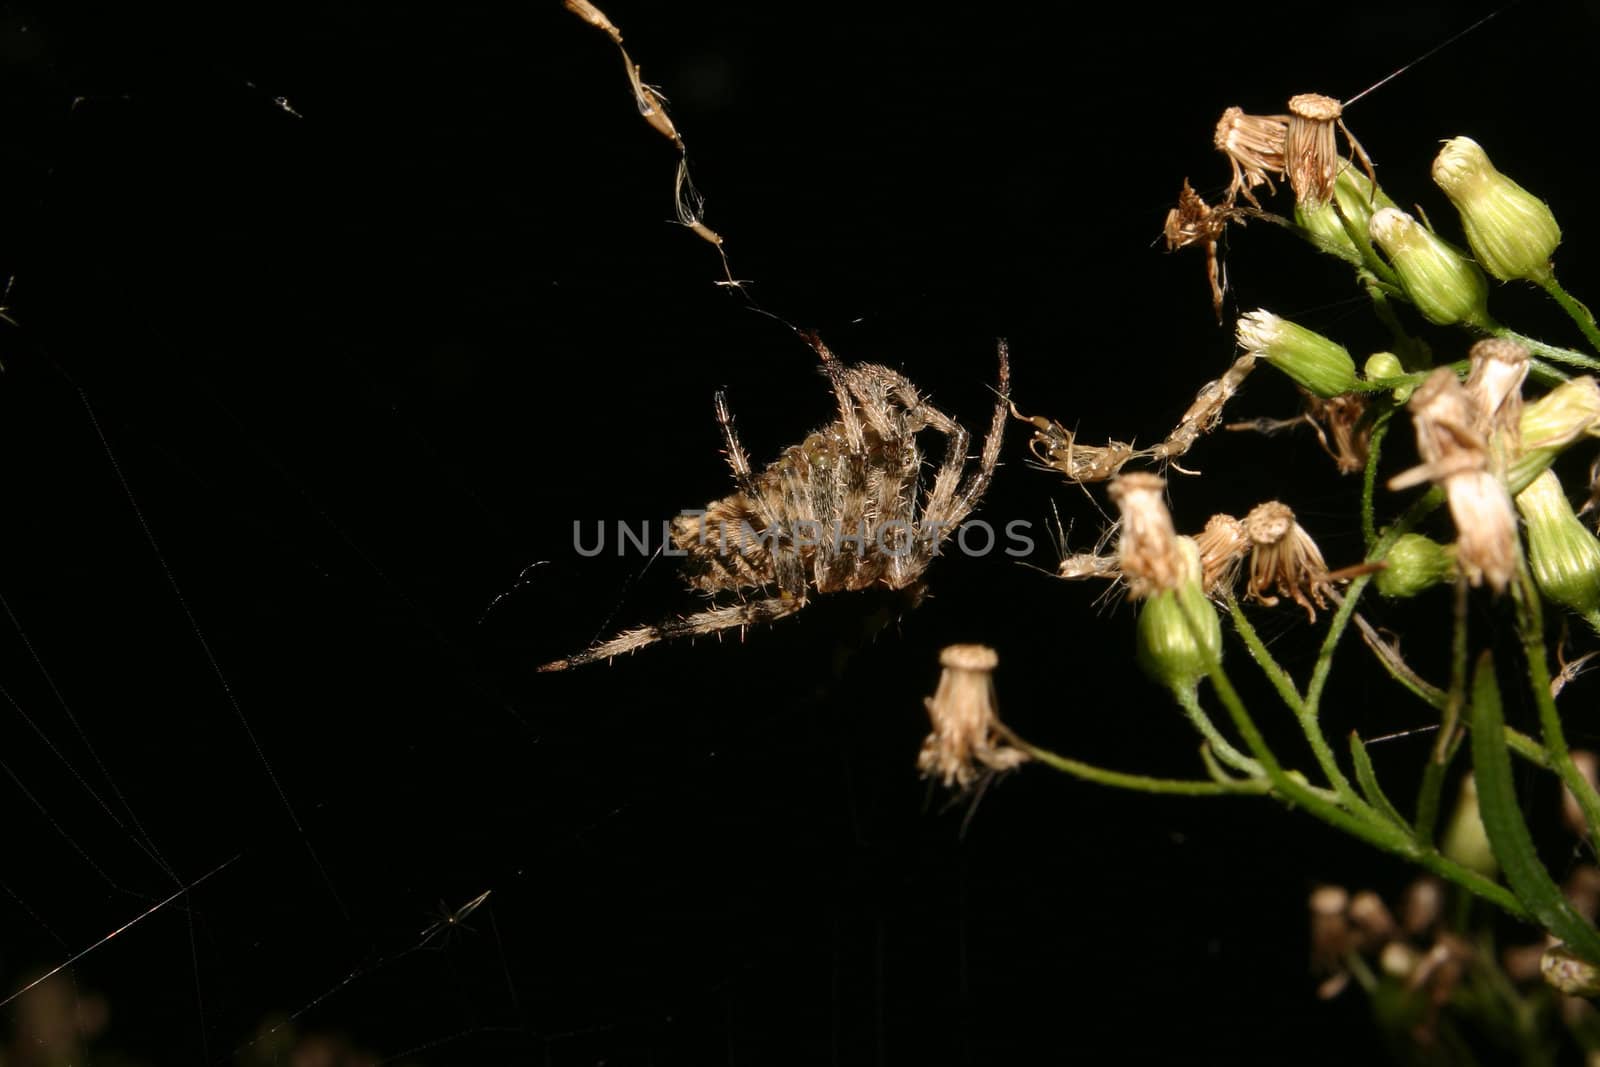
1375,534,1455,598
1368,208,1491,327
1137,537,1222,693
1432,137,1562,283
1363,351,1415,403
1511,376,1600,490
1295,162,1398,258
1237,310,1358,398
1516,469,1600,615
1441,773,1497,878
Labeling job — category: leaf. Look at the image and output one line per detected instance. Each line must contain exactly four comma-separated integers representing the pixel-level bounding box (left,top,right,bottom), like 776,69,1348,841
1348,732,1408,830
1470,651,1600,963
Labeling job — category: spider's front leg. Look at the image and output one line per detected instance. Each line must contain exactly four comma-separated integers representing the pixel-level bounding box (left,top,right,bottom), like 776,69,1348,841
923,341,1010,532
537,595,808,671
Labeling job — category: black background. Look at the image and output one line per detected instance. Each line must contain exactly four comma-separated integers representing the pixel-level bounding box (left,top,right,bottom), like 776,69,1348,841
0,1,1597,1063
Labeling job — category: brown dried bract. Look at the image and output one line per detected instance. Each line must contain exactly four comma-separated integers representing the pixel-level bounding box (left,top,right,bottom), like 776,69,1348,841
1149,353,1257,468
1243,501,1332,621
1463,337,1529,455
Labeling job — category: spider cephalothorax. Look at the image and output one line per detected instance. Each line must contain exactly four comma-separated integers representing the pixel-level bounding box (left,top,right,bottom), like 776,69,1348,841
539,335,1009,670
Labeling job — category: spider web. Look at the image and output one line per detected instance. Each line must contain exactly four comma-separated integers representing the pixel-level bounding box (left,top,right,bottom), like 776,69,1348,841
0,2,1571,1064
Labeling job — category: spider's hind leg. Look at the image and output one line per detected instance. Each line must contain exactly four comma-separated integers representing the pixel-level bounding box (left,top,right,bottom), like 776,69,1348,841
538,594,807,671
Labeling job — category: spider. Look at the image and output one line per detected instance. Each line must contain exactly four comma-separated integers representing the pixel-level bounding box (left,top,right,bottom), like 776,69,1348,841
539,334,1009,670
418,889,492,948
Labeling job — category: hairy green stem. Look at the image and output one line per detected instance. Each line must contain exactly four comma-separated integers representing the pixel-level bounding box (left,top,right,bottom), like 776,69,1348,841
1019,739,1266,796
1512,562,1600,842
1174,685,1263,777
1536,273,1600,355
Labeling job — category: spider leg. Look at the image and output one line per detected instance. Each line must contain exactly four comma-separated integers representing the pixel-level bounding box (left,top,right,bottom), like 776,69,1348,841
537,594,807,671
1338,119,1379,204
932,340,1009,530
801,331,866,453
714,391,806,596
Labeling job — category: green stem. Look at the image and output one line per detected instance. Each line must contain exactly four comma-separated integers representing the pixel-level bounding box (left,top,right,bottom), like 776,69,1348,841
1512,561,1600,842
1224,596,1305,711
1536,273,1600,355
1205,658,1528,919
1492,325,1600,374
1173,685,1263,777
1018,739,1266,796
1360,411,1393,551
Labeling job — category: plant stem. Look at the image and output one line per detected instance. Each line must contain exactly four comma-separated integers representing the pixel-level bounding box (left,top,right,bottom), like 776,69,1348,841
1361,412,1392,551
1536,273,1600,355
1511,562,1600,842
1493,325,1600,374
1204,658,1528,919
1017,739,1267,796
1173,685,1263,777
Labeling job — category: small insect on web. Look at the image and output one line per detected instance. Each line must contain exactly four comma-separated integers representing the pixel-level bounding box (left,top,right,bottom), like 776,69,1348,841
419,888,493,948
540,335,1010,670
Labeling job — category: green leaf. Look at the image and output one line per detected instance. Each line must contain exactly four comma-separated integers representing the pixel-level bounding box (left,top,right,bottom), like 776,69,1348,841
1349,732,1408,830
1469,651,1600,962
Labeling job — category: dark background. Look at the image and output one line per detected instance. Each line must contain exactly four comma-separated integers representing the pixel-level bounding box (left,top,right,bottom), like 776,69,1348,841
0,1,1596,1063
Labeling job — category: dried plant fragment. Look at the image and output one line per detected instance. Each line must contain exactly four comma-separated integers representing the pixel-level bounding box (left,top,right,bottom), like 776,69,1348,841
1149,354,1256,468
1165,179,1243,322
918,644,1028,790
1214,106,1287,208
1109,473,1181,599
566,0,743,286
1011,404,1136,483
1243,501,1332,620
1193,513,1248,597
1390,369,1517,592
1463,337,1529,454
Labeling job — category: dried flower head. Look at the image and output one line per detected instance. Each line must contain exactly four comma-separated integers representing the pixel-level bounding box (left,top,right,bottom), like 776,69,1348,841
1305,392,1371,474
1463,337,1529,448
1432,136,1562,283
1236,310,1358,398
917,644,1028,790
1284,93,1342,207
1194,513,1248,597
1391,370,1518,593
1368,207,1490,328
1214,106,1287,208
1243,501,1331,620
1309,884,1353,988
1109,473,1180,599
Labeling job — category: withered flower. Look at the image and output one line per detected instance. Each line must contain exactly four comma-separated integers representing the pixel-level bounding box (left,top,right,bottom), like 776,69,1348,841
1463,337,1529,450
1243,501,1332,621
1108,473,1181,599
1214,106,1287,208
1284,93,1343,207
1389,369,1517,593
917,644,1028,790
1194,513,1249,597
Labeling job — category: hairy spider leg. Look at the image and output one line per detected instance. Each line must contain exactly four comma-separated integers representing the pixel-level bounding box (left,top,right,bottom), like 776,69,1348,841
537,595,807,670
941,341,1010,527
713,390,808,598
